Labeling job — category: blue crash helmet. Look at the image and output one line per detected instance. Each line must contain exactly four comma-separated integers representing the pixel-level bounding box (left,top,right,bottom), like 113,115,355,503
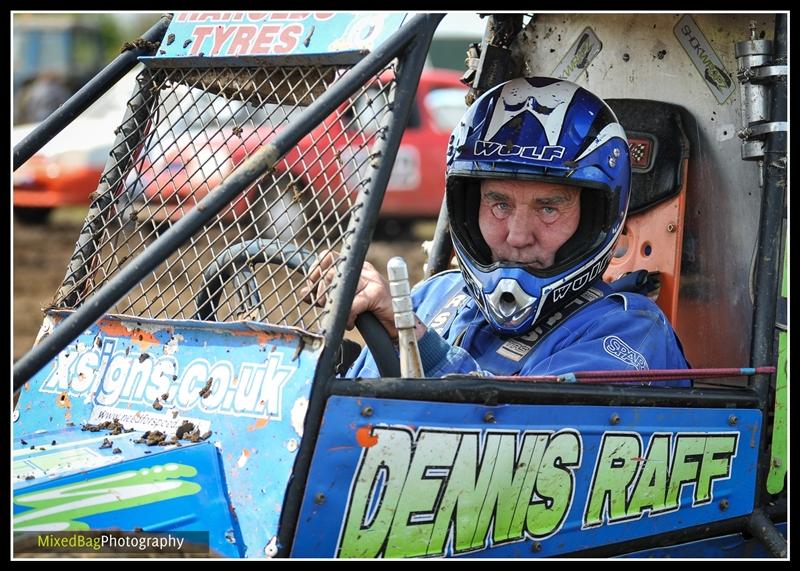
446,77,631,335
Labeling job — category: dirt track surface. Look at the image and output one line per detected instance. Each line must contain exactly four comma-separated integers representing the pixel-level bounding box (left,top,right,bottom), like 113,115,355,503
13,213,85,361
13,209,432,361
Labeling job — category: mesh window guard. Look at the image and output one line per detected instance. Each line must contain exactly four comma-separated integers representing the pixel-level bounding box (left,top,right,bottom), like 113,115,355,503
54,62,398,335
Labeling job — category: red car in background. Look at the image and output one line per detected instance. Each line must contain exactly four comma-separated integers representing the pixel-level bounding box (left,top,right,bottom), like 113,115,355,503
14,146,105,224
128,68,466,238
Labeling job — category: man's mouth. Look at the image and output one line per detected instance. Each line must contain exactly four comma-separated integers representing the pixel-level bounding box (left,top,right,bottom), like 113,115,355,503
524,260,549,270
497,257,547,269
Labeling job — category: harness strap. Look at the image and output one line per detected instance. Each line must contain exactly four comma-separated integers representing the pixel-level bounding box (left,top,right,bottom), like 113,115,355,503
425,273,647,375
493,286,605,367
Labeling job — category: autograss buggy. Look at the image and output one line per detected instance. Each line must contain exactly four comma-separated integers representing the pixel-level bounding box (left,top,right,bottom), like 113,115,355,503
13,12,786,558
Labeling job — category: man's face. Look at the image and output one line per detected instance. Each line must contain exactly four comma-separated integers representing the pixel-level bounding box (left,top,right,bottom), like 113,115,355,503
478,179,581,270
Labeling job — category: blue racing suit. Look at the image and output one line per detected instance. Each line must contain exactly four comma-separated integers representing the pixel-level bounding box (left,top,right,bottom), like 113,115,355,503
346,270,690,386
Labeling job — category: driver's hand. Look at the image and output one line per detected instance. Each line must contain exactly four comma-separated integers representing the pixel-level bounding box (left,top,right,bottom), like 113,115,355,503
300,251,399,339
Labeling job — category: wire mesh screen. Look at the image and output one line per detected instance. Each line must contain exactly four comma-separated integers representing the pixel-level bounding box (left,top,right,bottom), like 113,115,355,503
53,62,398,334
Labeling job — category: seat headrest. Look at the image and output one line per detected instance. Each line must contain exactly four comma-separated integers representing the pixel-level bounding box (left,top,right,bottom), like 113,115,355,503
605,99,692,215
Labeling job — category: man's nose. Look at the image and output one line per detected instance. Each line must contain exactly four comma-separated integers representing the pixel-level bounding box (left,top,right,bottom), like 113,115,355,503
505,210,535,249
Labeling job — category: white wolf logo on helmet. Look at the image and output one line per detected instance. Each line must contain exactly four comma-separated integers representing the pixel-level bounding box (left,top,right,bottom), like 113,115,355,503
484,80,581,145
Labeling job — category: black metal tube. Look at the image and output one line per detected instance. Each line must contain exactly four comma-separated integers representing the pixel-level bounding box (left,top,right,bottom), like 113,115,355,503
424,198,453,279
12,13,442,390
747,509,788,558
748,13,787,513
330,378,760,409
314,16,443,383
749,14,787,402
465,14,523,105
279,14,444,556
13,14,172,170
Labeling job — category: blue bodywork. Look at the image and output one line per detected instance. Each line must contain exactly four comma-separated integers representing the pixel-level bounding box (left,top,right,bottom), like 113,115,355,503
14,310,323,557
293,396,762,558
12,312,780,558
13,312,778,559
14,437,242,557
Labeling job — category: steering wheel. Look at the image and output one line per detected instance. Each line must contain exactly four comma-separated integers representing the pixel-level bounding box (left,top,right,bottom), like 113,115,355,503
194,239,401,377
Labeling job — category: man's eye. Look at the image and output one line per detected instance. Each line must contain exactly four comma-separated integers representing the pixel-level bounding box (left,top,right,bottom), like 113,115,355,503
491,203,511,219
540,206,558,217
